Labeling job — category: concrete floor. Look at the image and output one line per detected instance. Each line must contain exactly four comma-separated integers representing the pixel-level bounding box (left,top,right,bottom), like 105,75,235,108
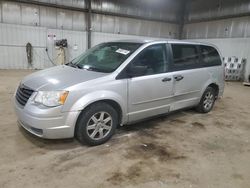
0,70,250,188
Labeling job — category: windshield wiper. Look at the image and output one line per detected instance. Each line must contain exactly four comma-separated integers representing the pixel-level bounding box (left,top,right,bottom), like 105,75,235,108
66,62,81,69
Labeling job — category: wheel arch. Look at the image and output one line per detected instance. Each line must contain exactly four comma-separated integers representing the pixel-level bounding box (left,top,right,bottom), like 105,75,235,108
207,83,219,98
74,99,124,137
201,80,220,100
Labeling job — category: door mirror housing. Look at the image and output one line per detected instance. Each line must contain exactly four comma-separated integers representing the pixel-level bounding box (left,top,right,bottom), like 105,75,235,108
127,65,147,78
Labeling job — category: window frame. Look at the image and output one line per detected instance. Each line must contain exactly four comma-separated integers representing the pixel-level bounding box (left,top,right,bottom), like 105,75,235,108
116,43,170,79
199,45,222,67
168,43,201,72
168,43,222,72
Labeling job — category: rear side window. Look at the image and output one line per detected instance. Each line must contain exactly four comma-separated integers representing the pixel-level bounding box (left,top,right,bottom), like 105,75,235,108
200,45,222,66
171,44,199,70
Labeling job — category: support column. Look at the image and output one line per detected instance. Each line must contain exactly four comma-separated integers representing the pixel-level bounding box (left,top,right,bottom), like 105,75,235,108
87,0,92,49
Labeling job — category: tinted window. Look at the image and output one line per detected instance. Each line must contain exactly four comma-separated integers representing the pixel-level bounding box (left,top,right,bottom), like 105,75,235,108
130,44,167,76
200,45,222,66
171,44,199,70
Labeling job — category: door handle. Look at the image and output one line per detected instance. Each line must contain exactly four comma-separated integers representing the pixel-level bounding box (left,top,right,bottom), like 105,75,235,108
162,77,172,82
174,75,184,81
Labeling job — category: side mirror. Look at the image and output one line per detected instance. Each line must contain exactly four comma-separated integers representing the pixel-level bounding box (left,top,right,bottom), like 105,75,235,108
127,65,147,78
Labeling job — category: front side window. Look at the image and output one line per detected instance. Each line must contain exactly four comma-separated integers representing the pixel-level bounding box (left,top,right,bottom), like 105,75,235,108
68,42,142,73
171,44,199,70
129,44,167,76
200,45,222,66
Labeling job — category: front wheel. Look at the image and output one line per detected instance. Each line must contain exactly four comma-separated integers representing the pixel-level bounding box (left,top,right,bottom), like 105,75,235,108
196,87,216,113
75,102,118,146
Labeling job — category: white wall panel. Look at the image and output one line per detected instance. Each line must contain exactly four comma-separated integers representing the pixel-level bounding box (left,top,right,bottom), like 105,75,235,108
0,46,26,69
118,17,140,36
230,17,248,38
91,14,102,32
91,32,167,47
2,2,21,24
160,23,178,39
91,14,179,39
0,23,87,69
0,23,46,47
21,4,40,26
57,9,73,30
183,16,250,39
40,6,57,28
0,2,2,22
101,15,115,33
72,12,86,31
0,46,48,69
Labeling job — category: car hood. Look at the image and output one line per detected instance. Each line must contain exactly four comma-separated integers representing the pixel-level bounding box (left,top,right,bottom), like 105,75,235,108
21,65,109,91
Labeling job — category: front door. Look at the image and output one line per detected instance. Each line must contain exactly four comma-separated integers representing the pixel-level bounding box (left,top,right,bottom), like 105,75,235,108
127,44,174,122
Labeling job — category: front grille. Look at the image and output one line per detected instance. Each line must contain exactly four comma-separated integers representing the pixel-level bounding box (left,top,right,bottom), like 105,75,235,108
15,85,34,106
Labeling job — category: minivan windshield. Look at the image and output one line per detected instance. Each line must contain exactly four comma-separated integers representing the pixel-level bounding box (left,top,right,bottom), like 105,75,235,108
68,42,142,73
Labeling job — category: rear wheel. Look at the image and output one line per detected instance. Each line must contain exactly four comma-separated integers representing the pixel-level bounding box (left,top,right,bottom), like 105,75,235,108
76,102,118,146
196,87,216,113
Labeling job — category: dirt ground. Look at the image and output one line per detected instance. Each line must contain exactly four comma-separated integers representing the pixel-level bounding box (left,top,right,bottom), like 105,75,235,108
0,70,250,188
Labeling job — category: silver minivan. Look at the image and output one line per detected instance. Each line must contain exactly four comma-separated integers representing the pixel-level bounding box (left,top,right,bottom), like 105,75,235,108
14,40,224,145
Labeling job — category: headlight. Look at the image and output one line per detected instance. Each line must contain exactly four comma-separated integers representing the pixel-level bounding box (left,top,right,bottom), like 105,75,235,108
34,91,69,107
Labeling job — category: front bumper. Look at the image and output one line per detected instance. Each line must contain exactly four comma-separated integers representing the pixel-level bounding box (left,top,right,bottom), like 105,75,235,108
14,97,80,139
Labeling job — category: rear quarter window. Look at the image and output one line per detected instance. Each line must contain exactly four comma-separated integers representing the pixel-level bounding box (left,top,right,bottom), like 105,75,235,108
200,45,222,66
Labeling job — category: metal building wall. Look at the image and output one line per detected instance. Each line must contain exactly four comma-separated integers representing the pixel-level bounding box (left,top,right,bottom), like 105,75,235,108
91,0,181,23
91,14,178,38
0,0,180,69
183,0,250,82
0,23,87,69
183,16,250,39
185,0,250,23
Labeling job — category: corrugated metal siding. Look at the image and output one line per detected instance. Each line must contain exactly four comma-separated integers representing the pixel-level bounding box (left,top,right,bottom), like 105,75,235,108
21,4,40,26
186,0,250,22
91,32,168,47
0,23,46,47
183,16,250,39
40,6,57,28
0,22,172,69
0,23,47,69
0,1,179,69
91,0,182,23
56,8,73,30
0,2,2,22
2,1,21,24
92,14,178,38
0,1,177,35
0,23,87,69
72,11,86,31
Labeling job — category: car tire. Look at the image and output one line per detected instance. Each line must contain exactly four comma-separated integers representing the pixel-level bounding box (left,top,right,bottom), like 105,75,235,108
196,86,216,113
75,102,118,146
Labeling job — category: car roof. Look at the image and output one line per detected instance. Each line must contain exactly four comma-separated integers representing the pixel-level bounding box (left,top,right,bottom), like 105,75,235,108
109,39,215,47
